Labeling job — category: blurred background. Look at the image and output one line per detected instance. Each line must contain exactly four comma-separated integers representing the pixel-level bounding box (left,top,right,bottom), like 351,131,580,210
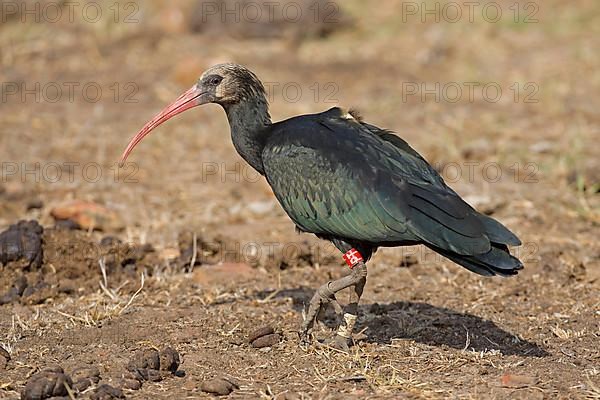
1,1,599,398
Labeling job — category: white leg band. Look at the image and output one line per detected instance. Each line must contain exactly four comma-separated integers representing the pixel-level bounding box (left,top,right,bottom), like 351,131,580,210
337,313,357,339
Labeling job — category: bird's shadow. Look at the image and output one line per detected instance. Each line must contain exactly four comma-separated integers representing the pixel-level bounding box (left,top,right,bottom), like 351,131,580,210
257,287,548,357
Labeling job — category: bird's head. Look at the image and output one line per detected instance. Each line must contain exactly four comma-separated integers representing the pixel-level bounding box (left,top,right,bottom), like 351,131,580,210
120,63,267,165
198,63,267,105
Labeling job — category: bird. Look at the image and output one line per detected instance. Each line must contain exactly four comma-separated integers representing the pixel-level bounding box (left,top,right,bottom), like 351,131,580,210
121,63,523,350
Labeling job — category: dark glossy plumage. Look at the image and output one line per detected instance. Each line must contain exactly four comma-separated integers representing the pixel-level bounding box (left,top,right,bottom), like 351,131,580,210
261,107,522,276
122,63,523,279
121,63,525,346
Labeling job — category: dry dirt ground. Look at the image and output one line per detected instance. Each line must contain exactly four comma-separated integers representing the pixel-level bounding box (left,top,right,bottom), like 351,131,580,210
1,0,599,399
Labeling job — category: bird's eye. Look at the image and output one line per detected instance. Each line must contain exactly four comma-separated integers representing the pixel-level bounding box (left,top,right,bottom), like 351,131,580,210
209,76,223,85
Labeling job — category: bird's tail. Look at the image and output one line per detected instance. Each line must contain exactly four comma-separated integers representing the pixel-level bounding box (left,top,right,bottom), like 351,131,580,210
427,242,524,277
425,209,524,276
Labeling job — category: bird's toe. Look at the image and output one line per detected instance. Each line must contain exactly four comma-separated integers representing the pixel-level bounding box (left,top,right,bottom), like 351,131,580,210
320,334,351,352
298,331,313,350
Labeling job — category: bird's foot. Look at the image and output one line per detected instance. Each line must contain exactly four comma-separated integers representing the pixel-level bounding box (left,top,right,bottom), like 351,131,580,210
319,312,357,352
299,331,312,350
299,281,344,348
319,334,352,352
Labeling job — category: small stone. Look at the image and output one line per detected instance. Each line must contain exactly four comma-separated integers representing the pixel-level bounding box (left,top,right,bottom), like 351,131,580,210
71,365,100,392
200,377,238,396
247,326,274,343
159,347,180,373
126,348,163,383
251,333,280,348
0,220,43,269
123,377,142,390
51,200,124,232
128,348,160,371
21,369,72,400
91,384,125,400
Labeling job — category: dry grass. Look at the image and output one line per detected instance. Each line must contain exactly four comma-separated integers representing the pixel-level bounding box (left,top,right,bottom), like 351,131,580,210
54,259,145,327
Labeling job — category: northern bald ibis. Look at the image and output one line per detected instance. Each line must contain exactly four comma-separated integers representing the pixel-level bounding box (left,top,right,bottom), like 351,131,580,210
121,64,523,350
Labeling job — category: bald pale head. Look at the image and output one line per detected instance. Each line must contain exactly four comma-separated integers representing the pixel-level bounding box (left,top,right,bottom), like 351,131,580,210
198,63,267,105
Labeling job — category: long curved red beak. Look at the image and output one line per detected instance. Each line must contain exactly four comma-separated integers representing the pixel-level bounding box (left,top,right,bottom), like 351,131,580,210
120,85,206,166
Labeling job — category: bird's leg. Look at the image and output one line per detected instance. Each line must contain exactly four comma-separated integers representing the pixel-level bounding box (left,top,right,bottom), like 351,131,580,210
338,271,366,336
324,262,367,351
300,261,367,348
300,281,343,342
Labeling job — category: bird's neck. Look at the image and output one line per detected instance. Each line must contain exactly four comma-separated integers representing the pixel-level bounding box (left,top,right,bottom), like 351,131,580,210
223,99,272,174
